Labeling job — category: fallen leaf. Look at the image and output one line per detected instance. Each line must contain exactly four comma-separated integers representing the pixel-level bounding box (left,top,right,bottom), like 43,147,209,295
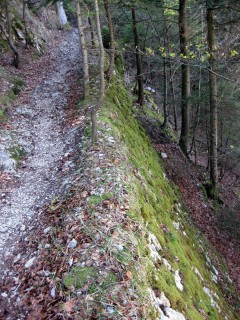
81,191,88,198
125,270,132,280
92,251,100,261
63,299,75,313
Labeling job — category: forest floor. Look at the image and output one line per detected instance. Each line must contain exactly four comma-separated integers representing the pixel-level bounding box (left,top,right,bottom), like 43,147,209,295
0,28,239,319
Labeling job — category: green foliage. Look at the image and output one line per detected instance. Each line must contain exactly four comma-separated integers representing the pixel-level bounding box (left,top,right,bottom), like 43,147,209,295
8,145,26,164
102,25,110,49
12,17,24,30
0,37,9,51
121,23,133,45
0,90,16,106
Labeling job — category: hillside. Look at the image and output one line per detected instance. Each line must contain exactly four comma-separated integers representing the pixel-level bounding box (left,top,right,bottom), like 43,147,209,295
0,34,238,318
0,1,239,319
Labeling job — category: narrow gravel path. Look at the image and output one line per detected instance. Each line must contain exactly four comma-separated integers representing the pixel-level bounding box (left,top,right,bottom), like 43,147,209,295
0,30,82,269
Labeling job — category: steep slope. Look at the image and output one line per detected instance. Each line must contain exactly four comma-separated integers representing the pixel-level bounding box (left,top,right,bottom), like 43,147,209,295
97,73,238,319
1,59,238,319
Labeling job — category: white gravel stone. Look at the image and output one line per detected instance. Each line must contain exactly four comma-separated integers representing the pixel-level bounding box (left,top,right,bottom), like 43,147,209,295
14,253,21,263
25,257,36,268
43,227,52,234
1,292,8,298
173,221,180,231
113,244,124,251
160,307,186,320
67,238,78,249
0,226,8,233
20,225,26,232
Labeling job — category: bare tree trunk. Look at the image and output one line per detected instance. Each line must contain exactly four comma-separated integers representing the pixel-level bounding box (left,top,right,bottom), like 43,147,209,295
104,0,115,80
23,0,29,47
206,0,218,195
76,0,90,99
88,16,95,48
4,0,19,68
91,0,105,144
131,7,144,106
179,0,190,156
189,68,202,160
161,16,168,129
166,29,178,131
205,104,210,171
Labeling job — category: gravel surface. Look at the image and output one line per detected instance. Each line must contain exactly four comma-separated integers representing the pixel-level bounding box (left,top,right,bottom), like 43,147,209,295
0,29,82,269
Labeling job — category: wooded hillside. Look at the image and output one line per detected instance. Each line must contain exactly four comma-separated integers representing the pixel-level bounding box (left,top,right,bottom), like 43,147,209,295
0,0,239,319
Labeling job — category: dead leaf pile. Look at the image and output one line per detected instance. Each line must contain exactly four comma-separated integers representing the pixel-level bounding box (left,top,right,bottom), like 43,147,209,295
0,119,146,319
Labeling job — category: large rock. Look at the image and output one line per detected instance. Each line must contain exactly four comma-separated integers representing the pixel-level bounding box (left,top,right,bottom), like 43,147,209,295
160,308,186,320
174,269,183,291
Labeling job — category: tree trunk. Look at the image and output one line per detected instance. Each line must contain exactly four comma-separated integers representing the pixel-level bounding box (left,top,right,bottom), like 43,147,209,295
23,0,29,47
4,0,19,68
131,7,144,106
88,16,95,48
189,67,202,160
76,0,90,99
206,0,218,194
104,0,115,80
179,0,190,156
166,28,178,131
161,16,168,129
91,0,105,144
56,1,68,29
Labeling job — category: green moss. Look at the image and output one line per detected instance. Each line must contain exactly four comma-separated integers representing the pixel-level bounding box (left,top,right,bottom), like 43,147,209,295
64,266,98,290
0,89,17,106
95,71,238,319
87,192,113,205
114,248,133,266
100,272,119,290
